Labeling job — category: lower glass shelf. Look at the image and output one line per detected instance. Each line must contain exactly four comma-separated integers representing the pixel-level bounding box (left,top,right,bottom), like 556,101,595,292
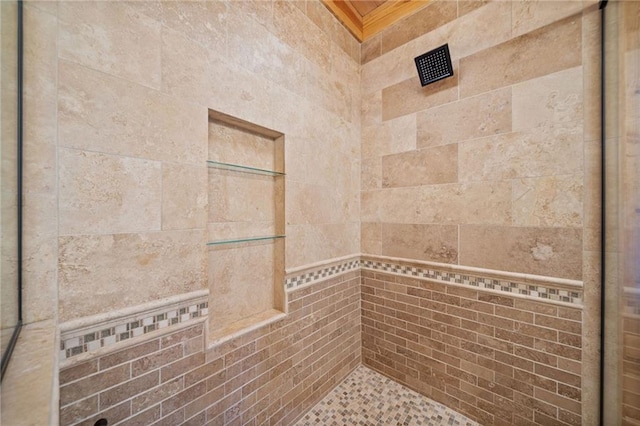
206,235,285,246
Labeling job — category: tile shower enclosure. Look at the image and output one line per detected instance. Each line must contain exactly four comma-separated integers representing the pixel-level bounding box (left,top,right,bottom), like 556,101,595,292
19,0,600,424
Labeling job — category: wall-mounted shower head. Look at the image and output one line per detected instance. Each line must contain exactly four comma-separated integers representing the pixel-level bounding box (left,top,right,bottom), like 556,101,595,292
414,44,454,87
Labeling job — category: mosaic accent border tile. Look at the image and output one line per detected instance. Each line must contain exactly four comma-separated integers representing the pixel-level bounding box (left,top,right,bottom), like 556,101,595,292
361,258,583,306
285,259,361,289
60,300,208,361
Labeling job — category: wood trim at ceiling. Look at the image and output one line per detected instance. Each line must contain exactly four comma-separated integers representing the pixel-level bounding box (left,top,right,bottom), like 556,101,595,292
321,0,431,42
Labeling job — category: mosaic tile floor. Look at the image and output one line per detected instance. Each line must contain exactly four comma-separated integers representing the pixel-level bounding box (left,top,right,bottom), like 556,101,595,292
296,365,478,426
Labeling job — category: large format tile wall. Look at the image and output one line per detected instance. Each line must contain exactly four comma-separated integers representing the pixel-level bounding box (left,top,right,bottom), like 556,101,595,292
59,271,361,426
23,0,361,324
360,1,601,424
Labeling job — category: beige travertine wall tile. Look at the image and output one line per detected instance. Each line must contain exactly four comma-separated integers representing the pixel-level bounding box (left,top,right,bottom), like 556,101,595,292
208,122,276,171
458,131,583,182
380,1,457,55
208,172,274,225
162,164,207,231
436,1,512,61
381,223,458,264
58,1,161,89
272,0,331,73
286,181,348,225
362,114,416,159
226,6,307,98
382,145,458,187
208,243,274,332
161,1,226,53
459,15,582,98
414,181,512,226
459,225,583,280
361,34,382,65
59,149,162,235
23,4,57,194
417,87,512,148
512,1,587,38
382,70,459,121
458,1,491,17
361,42,418,95
361,222,382,255
59,230,206,321
22,4,58,324
22,194,57,323
361,157,382,191
512,175,583,228
512,67,583,133
58,60,207,165
285,222,359,269
228,0,273,30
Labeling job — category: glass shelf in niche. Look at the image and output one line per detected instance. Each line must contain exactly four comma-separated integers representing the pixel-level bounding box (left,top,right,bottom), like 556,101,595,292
207,160,285,176
207,235,286,246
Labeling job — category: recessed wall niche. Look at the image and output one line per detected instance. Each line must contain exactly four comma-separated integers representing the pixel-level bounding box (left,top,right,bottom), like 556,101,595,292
207,110,285,345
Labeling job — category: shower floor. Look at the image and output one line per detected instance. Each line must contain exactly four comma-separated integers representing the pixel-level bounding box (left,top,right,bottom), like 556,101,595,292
296,365,478,426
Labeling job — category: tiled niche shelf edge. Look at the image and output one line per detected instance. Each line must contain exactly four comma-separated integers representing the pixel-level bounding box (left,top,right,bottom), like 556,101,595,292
59,256,583,362
207,235,285,246
207,160,285,176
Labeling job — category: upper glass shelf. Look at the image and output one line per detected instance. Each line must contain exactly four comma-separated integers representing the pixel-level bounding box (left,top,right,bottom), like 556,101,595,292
207,160,285,176
206,235,285,246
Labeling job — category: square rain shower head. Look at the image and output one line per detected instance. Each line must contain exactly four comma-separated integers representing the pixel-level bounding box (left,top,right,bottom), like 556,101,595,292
414,44,453,87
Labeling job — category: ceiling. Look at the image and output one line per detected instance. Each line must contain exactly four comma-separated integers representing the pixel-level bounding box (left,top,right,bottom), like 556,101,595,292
321,0,431,42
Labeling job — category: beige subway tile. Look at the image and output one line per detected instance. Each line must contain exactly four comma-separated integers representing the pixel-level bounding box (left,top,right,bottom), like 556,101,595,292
60,395,98,426
161,352,206,383
58,1,161,89
122,405,162,426
534,387,581,415
535,314,581,335
162,382,206,416
460,225,583,280
59,148,162,235
514,299,558,316
60,360,98,385
534,340,581,360
161,325,204,349
535,363,581,388
60,364,129,407
517,323,559,342
131,376,183,415
459,15,582,98
132,345,183,377
514,346,558,367
417,87,511,148
100,340,160,371
100,371,159,410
